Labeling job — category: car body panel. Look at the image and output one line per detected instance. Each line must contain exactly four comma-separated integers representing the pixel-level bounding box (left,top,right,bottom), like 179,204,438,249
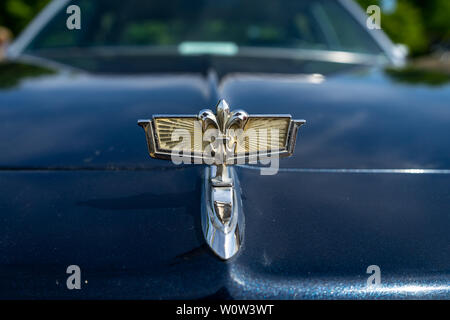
0,57,449,299
1,58,450,170
1,0,449,299
0,167,449,299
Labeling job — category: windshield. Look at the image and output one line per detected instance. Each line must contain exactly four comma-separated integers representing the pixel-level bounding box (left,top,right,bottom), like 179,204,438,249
25,0,383,56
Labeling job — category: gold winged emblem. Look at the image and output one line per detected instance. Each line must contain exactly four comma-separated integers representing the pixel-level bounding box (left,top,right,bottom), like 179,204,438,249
138,100,305,259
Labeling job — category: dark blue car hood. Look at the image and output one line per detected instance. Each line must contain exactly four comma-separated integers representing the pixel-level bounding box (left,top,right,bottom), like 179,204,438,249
0,57,449,169
0,56,449,299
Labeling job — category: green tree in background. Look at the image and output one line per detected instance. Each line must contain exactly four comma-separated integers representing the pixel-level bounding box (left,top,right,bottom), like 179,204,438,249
0,0,50,36
356,0,450,56
381,0,428,54
411,0,450,44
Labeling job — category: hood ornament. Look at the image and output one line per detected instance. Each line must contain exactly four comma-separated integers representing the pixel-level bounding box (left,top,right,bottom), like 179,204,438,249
138,100,305,259
198,101,249,186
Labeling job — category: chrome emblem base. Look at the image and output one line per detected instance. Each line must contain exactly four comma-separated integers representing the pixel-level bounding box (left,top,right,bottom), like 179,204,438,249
202,166,244,260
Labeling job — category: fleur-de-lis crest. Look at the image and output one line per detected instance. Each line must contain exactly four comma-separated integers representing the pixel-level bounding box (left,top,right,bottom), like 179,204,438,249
198,100,249,163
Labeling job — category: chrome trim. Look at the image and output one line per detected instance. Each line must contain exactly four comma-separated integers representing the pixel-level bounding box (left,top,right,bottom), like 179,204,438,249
237,165,450,175
23,46,389,66
2,166,450,174
236,47,388,65
202,166,244,260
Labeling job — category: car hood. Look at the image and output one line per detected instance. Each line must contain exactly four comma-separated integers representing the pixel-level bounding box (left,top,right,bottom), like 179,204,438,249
0,56,449,299
0,56,449,169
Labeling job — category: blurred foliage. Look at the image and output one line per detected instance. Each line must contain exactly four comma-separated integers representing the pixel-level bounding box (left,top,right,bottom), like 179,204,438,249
0,0,50,37
0,0,448,57
356,0,450,56
0,61,55,88
385,66,450,86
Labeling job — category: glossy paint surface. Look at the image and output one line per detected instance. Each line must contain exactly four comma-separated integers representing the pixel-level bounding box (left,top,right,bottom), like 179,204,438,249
0,57,449,170
0,56,449,298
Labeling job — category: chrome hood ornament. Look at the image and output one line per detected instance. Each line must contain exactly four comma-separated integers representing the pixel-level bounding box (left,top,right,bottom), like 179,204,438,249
138,100,305,259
